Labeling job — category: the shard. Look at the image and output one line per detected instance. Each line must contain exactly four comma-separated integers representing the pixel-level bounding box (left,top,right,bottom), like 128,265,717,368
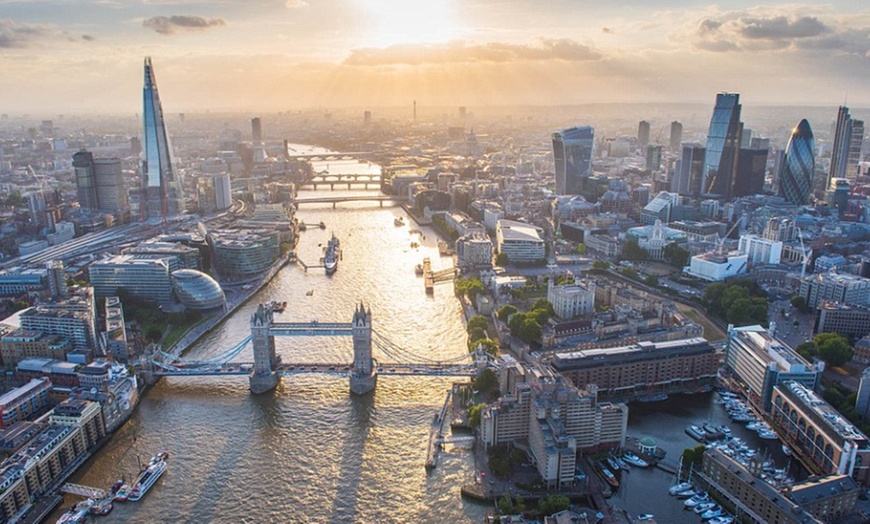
141,57,184,219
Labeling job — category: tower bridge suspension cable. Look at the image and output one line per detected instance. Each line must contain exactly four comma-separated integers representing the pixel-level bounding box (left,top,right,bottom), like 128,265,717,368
371,329,472,365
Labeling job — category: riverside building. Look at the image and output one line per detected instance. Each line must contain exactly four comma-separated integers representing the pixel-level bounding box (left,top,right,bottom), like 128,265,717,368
549,337,718,402
0,400,106,522
771,381,870,486
724,325,821,412
210,229,280,278
799,271,870,310
480,365,627,488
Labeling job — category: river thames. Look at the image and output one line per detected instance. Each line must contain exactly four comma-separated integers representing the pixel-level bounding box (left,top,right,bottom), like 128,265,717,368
52,155,801,523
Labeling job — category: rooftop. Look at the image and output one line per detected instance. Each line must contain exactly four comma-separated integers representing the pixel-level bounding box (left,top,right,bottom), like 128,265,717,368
780,381,868,443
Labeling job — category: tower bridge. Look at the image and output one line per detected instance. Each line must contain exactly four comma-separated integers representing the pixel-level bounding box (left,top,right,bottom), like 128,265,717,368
142,302,494,395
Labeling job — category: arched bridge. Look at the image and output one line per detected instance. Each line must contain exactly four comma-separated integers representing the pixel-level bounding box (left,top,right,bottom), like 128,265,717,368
292,195,399,207
141,303,498,395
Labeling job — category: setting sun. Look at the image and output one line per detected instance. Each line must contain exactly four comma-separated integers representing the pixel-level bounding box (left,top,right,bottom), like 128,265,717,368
361,0,457,47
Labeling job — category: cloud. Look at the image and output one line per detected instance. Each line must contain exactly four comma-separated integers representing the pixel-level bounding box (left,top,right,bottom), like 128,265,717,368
343,39,600,66
142,15,227,35
0,19,53,48
285,0,307,8
686,9,869,56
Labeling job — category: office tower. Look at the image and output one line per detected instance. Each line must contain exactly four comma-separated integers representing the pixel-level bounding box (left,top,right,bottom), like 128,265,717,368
779,119,815,206
72,151,98,210
732,148,767,197
73,151,128,213
141,57,184,220
459,106,466,120
669,121,683,152
849,119,864,178
251,117,262,143
827,178,850,216
828,106,860,184
46,260,67,299
552,126,594,195
638,120,650,147
675,143,705,197
750,137,770,150
363,111,371,126
645,145,662,172
703,93,743,198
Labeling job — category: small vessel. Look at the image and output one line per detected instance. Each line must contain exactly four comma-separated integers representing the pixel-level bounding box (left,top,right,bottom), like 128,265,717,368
598,463,619,488
719,425,732,437
637,391,668,403
709,517,735,524
57,499,94,524
693,502,717,514
128,452,168,502
90,498,113,516
113,484,130,501
606,456,623,472
685,425,706,442
757,429,778,440
324,234,340,274
623,452,650,468
684,493,709,508
701,506,724,520
306,290,314,296
703,422,724,440
637,515,655,522
415,264,424,275
669,481,693,496
298,223,307,231
782,444,792,456
318,221,326,229
675,487,700,499
394,216,404,226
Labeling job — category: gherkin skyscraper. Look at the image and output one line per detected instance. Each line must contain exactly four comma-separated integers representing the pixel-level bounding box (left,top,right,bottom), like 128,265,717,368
779,119,815,206
141,57,184,220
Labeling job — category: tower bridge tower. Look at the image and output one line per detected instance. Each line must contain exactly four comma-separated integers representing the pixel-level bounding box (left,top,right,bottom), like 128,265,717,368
350,302,377,395
249,303,279,394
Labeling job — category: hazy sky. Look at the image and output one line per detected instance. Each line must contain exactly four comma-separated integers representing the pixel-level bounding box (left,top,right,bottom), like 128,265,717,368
1,0,869,113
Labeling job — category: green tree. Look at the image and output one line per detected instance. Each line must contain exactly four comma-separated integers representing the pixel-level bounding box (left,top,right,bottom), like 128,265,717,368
620,267,638,280
471,338,499,355
497,305,517,323
529,299,555,317
466,315,489,334
796,341,817,361
681,447,695,465
455,277,485,301
591,260,610,271
620,236,649,261
515,317,542,344
495,252,509,266
693,444,706,465
468,327,488,346
538,494,571,516
791,295,810,313
467,403,486,427
644,275,659,287
663,242,690,267
815,332,852,367
576,243,586,254
474,368,500,398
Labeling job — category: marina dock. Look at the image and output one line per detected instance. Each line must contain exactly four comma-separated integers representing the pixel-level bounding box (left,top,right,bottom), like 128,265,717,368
425,389,453,470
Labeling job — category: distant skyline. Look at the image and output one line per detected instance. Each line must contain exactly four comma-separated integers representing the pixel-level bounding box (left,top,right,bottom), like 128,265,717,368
1,0,869,113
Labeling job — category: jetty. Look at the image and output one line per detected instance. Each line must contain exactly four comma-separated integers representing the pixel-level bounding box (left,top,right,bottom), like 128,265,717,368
425,389,453,470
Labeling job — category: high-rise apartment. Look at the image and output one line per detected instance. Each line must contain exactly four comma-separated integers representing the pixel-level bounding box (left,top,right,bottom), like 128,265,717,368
141,57,184,220
779,119,815,206
703,93,743,198
72,151,128,214
637,120,650,147
669,121,683,152
552,126,594,195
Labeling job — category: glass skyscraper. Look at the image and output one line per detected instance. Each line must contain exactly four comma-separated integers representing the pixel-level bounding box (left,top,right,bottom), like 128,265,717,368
675,143,705,197
142,57,184,219
779,119,815,206
552,126,594,195
702,93,743,198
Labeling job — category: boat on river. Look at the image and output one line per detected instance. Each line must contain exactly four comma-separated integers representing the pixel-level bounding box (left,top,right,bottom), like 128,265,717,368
128,452,168,502
324,234,340,274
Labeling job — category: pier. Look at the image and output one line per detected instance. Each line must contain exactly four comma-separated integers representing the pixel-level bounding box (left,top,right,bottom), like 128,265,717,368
425,389,453,470
61,483,107,499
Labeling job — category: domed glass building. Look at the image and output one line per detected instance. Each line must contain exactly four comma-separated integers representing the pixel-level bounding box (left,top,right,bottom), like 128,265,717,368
172,269,226,311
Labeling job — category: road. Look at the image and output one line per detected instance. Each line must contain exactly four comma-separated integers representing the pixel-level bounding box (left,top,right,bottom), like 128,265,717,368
767,298,814,349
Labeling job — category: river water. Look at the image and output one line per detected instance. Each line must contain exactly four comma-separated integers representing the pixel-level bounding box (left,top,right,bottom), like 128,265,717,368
53,152,801,523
